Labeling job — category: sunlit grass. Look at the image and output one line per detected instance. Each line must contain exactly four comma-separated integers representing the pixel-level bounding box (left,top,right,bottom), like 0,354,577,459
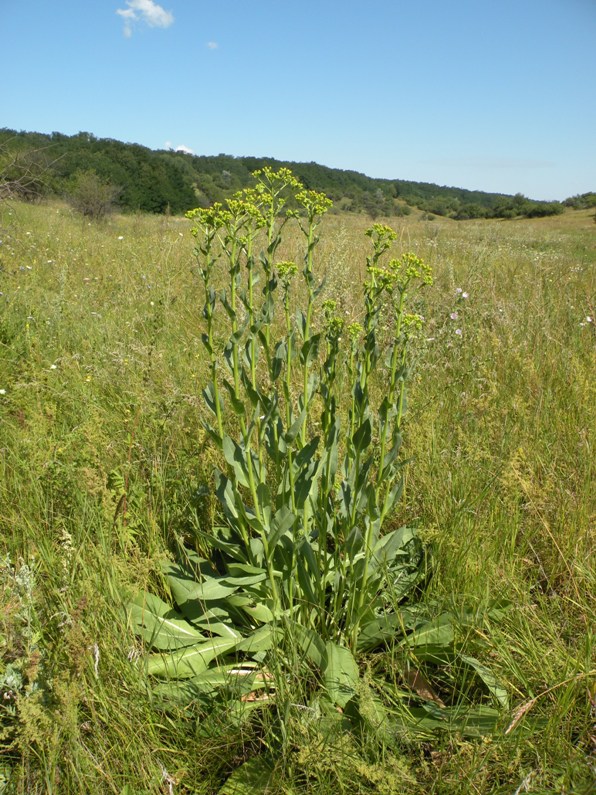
1,199,594,793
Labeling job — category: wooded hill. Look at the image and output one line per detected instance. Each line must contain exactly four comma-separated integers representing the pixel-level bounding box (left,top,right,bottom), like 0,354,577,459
1,127,567,220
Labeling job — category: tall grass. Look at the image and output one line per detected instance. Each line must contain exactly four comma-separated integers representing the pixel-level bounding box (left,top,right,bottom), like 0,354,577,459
1,198,594,793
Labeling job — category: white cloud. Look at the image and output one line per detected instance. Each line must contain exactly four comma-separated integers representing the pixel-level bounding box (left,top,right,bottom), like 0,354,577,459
165,142,194,155
116,1,174,37
206,41,218,50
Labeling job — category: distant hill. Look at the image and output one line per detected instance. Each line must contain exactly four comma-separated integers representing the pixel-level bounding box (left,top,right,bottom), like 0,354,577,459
0,127,567,220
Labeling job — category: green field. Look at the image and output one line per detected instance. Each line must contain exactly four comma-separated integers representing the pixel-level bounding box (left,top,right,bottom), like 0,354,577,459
1,193,594,794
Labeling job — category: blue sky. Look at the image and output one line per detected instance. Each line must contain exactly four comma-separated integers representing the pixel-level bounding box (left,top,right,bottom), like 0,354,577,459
2,0,595,200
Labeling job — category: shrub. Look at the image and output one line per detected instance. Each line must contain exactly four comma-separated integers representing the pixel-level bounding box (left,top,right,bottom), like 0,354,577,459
66,169,120,220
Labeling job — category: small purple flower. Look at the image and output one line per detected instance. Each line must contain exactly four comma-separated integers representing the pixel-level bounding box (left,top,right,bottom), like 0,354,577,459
455,328,463,336
450,311,459,320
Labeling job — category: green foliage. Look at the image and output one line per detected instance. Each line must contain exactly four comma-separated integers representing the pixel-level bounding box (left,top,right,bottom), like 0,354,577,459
66,169,121,220
0,127,573,220
1,197,594,792
128,169,509,756
562,191,596,209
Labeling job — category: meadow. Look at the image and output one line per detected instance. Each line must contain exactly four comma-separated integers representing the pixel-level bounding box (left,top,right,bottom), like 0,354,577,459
0,187,594,794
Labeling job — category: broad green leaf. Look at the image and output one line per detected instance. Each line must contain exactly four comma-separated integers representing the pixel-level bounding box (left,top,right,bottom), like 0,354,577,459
271,340,286,381
379,433,402,477
370,526,417,571
400,613,455,651
166,566,239,604
147,636,238,678
293,466,317,511
290,623,326,669
300,333,321,365
218,756,275,795
193,621,242,640
222,379,245,416
227,593,275,624
380,477,404,520
221,571,267,587
216,472,240,520
320,419,340,488
487,599,513,621
153,663,257,702
236,624,277,653
267,504,296,549
222,435,250,488
128,592,205,650
283,409,306,443
392,703,501,739
323,642,360,708
352,417,372,455
460,654,509,708
220,292,236,322
296,540,320,605
177,599,235,626
226,562,268,579
155,663,268,703
294,435,320,470
356,608,423,651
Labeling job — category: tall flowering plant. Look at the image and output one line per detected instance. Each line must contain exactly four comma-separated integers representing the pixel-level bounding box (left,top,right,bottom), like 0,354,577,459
129,169,505,741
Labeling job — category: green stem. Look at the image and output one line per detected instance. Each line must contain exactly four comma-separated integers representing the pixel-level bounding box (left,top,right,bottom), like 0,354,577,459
300,222,316,445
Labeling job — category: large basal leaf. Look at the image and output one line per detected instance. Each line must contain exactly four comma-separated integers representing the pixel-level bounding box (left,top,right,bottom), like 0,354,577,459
399,612,456,653
221,571,268,587
128,592,206,651
395,703,502,739
370,526,417,572
290,623,326,669
147,636,239,679
356,607,425,652
227,593,275,624
235,623,278,654
460,654,510,708
218,756,275,795
192,620,243,640
323,642,360,709
154,663,267,703
165,564,240,605
225,562,268,586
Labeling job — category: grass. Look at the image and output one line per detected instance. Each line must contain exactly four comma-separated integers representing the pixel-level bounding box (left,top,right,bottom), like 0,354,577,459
1,198,594,793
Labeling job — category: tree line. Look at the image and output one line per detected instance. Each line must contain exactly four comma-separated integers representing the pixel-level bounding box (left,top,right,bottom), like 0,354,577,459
0,127,570,220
